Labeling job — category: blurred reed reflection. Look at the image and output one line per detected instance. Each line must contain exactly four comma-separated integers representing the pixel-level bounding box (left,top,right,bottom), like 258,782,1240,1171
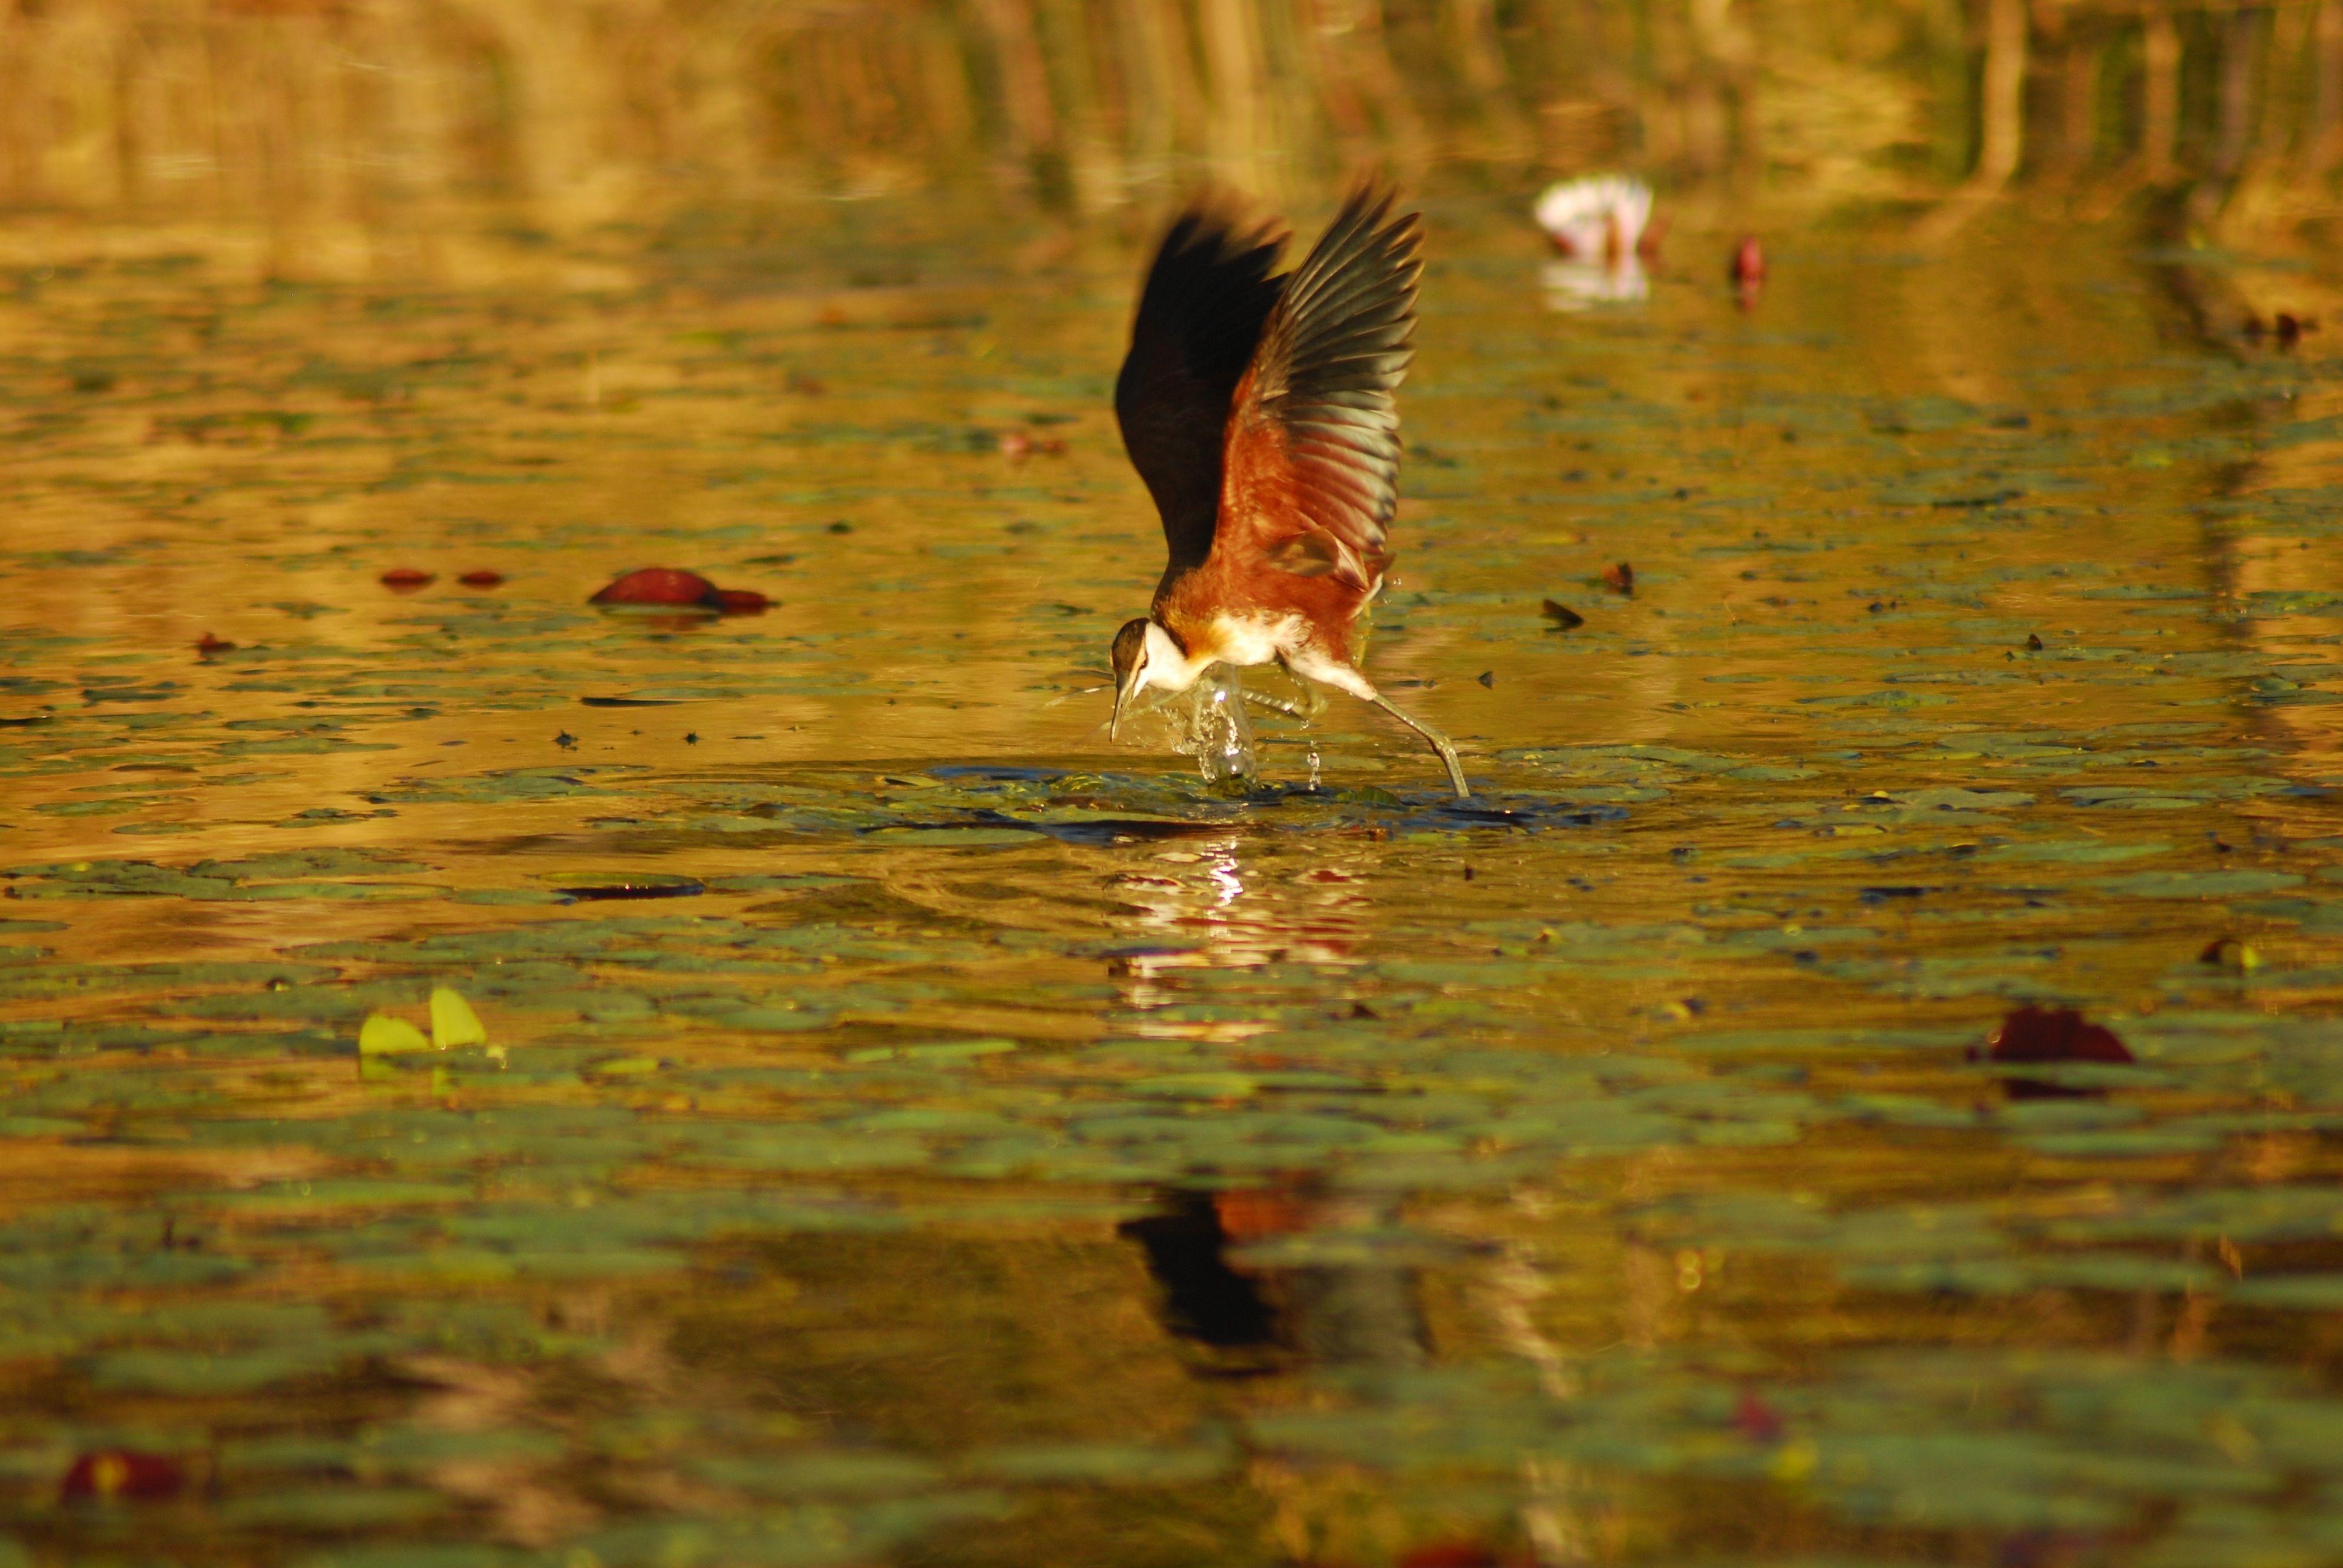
2,0,2338,261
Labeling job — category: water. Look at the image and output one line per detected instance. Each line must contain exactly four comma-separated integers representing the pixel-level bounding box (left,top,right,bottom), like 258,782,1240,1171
1178,667,1259,786
0,194,2341,1567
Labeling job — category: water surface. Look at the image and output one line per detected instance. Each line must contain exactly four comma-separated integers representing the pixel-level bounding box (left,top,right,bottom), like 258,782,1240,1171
1,195,2341,1566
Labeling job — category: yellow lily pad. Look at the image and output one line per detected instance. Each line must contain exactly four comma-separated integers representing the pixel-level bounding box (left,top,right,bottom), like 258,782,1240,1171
358,1014,431,1056
429,988,487,1049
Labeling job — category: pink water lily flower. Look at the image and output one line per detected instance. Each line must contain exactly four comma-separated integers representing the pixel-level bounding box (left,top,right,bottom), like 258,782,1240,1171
1533,174,1655,263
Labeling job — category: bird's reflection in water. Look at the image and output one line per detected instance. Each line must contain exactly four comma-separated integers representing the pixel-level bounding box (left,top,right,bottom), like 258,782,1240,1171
1103,841,1588,1557
1104,837,1369,1037
1120,1186,1426,1374
1124,1183,1610,1563
1541,256,1650,311
1239,1191,1429,1370
1106,840,1421,1359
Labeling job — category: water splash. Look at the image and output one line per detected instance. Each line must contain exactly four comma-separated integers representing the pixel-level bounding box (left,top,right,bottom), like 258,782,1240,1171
1173,665,1256,785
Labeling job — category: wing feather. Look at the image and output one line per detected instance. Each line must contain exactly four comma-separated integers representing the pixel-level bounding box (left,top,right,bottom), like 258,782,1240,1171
1114,201,1288,581
1215,183,1421,590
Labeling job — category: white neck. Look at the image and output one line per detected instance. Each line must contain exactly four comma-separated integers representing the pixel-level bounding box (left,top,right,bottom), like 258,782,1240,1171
1145,620,1217,696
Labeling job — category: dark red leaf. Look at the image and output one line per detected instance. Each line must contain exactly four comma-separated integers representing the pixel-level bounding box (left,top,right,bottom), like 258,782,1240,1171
589,568,720,609
62,1450,186,1501
1601,561,1634,594
379,568,433,591
713,589,770,615
1398,1544,1509,1568
457,570,505,588
1734,1389,1785,1443
1985,1005,2132,1065
194,633,235,655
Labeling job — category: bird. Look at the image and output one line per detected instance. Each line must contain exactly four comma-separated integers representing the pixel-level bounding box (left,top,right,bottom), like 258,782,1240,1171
1107,182,1469,800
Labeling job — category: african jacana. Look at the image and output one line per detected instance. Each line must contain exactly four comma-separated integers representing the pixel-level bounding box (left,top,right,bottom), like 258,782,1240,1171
1108,183,1470,799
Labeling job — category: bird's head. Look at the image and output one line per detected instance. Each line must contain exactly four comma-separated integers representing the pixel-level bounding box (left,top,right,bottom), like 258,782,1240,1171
1109,618,1187,739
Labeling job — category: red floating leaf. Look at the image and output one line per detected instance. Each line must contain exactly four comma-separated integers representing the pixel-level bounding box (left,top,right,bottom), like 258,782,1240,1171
379,568,433,591
194,633,235,656
457,570,505,588
1734,1388,1786,1443
713,589,770,615
1601,561,1634,594
1731,235,1767,286
1398,1543,1513,1568
589,568,720,609
62,1450,186,1501
1985,1005,2132,1065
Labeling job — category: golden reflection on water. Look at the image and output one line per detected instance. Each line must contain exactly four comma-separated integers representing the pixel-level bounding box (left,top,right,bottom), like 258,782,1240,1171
6,0,2342,266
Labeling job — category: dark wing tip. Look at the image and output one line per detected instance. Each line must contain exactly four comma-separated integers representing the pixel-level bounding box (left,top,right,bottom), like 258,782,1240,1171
1116,193,1293,577
1122,192,1289,372
1160,186,1290,265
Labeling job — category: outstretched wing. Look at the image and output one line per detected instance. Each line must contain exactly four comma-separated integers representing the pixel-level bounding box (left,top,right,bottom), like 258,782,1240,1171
1115,202,1288,580
1215,184,1420,590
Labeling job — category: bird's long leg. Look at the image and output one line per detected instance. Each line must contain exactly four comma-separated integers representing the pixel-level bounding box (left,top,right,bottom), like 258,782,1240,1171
1283,653,1472,800
1242,691,1311,719
1365,691,1470,800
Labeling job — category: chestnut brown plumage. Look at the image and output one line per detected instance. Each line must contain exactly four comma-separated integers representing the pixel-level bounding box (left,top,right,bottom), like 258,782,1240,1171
1109,183,1467,798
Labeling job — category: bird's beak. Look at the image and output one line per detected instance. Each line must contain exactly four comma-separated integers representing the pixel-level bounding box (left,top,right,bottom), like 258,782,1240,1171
1110,667,1141,742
